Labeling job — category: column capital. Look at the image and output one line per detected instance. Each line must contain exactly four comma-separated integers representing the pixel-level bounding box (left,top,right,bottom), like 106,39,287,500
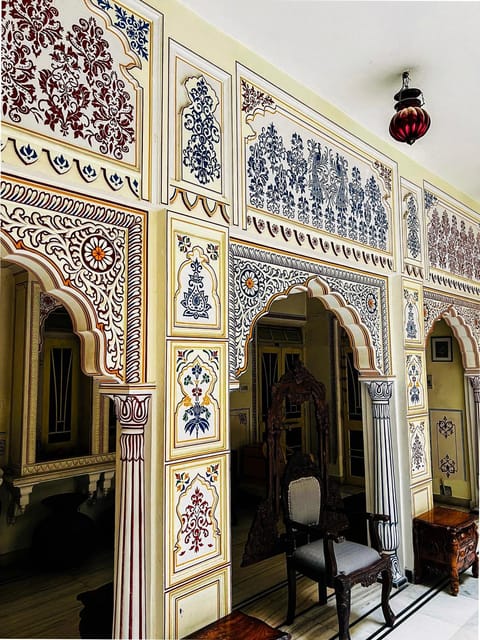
367,380,393,402
113,393,151,429
468,375,480,394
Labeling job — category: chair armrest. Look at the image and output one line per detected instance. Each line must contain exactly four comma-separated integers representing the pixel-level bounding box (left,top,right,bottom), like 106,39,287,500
323,531,345,580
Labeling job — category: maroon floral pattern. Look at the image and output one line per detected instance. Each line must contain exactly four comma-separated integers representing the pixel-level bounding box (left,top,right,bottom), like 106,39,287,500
428,206,480,281
241,79,275,114
6,0,62,56
179,486,213,554
2,0,135,160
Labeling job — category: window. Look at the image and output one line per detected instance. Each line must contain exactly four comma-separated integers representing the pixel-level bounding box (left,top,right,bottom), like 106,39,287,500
37,305,92,460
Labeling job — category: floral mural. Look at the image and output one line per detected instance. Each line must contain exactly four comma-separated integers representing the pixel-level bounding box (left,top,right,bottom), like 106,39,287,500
2,0,142,163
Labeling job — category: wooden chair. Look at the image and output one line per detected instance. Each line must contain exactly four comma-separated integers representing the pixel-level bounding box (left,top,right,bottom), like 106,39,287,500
281,452,395,640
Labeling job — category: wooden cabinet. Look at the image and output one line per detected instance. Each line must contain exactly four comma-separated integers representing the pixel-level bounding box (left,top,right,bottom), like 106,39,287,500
413,506,479,595
183,610,290,640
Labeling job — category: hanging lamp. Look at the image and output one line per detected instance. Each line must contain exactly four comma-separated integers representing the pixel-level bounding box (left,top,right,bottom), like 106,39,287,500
389,71,431,145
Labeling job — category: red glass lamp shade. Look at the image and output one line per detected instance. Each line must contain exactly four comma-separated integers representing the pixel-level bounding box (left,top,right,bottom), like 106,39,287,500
389,72,431,145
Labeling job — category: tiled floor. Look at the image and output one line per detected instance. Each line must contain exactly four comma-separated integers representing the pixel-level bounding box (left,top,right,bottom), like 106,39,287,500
0,544,477,638
240,569,478,640
375,572,478,640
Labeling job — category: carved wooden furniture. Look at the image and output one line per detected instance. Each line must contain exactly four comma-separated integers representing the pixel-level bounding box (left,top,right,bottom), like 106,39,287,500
242,362,329,565
413,506,479,595
282,452,395,640
183,610,291,640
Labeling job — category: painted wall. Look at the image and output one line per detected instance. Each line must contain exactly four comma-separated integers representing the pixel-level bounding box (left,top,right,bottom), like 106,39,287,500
427,320,470,502
1,1,479,638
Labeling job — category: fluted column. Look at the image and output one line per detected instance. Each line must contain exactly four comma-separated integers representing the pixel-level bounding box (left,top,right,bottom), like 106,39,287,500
112,393,151,640
467,376,480,511
367,381,406,586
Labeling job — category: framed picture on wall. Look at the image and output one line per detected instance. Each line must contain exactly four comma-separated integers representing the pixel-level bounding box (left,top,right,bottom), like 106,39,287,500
431,336,452,362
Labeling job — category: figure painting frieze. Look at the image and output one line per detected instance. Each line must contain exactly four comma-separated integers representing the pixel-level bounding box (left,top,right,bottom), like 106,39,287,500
238,69,394,253
425,189,480,282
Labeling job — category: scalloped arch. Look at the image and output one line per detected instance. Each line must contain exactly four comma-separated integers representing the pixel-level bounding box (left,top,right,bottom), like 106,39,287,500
1,237,119,381
240,275,380,378
427,305,480,372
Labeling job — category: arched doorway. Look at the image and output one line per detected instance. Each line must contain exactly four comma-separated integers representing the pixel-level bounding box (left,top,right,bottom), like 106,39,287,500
230,288,374,605
0,245,123,634
426,310,480,512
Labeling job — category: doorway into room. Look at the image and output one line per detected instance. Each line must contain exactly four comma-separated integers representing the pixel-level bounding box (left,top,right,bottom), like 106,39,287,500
426,319,472,508
229,291,367,607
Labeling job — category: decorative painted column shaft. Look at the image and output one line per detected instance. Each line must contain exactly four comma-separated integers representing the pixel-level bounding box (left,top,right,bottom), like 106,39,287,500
367,381,406,586
112,393,151,640
468,376,480,511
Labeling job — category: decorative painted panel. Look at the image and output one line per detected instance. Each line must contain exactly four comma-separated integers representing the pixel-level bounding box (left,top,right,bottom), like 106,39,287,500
1,175,145,382
409,417,431,483
411,481,433,517
403,280,423,345
400,179,425,278
169,40,232,210
166,342,227,460
237,65,395,253
168,212,227,337
430,409,466,483
164,566,230,640
229,241,389,377
405,351,427,412
425,185,480,283
1,0,162,200
165,455,228,587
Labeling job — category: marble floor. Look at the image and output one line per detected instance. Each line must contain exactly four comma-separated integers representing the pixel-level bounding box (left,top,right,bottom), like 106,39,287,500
240,569,478,640
0,550,477,639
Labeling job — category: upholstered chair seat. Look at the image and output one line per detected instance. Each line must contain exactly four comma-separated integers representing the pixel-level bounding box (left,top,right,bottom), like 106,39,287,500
294,538,382,577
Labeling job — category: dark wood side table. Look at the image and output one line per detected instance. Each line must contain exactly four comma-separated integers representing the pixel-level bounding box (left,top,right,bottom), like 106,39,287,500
183,610,291,640
413,506,479,595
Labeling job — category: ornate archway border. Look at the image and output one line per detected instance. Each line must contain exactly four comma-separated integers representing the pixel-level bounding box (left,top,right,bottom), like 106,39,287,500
1,174,145,382
229,242,389,379
424,290,480,371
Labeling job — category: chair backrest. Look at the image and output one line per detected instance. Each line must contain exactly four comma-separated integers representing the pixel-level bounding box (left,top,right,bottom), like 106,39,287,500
282,452,325,529
288,476,321,525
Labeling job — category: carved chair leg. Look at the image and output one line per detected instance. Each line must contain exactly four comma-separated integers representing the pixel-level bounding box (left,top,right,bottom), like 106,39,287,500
286,562,297,625
380,567,395,627
318,580,328,605
334,578,351,640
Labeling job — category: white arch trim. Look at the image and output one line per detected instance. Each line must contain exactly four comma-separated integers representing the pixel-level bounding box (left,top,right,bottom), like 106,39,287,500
1,237,118,381
240,275,380,378
428,305,480,372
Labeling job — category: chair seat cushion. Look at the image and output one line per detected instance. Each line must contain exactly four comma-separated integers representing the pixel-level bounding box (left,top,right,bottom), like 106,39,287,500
293,538,382,577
